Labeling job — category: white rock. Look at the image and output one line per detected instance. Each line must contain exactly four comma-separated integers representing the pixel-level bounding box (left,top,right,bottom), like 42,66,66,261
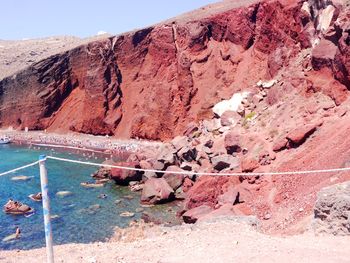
301,2,311,17
213,92,250,117
11,175,32,181
258,79,277,89
317,5,336,33
56,191,73,197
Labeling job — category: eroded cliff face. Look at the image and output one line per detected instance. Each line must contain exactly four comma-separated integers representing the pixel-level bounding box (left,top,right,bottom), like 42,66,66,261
0,0,349,141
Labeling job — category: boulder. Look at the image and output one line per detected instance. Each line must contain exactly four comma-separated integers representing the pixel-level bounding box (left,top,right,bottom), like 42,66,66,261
313,181,350,235
182,177,194,192
286,123,320,147
175,187,187,200
157,144,176,165
171,136,189,152
317,5,336,33
178,146,197,162
140,178,175,204
184,176,229,209
142,171,157,181
202,119,221,132
110,162,142,185
213,92,250,117
139,160,152,170
180,162,200,172
311,39,338,70
211,154,239,171
183,122,199,137
217,186,240,206
195,148,210,162
197,204,237,222
197,158,214,173
220,110,241,126
152,160,165,171
241,157,260,172
204,139,214,148
163,166,186,190
182,205,213,223
272,137,288,152
224,131,241,154
126,153,140,162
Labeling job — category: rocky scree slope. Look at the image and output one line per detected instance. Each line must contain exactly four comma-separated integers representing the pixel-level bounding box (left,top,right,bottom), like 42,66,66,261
1,0,350,233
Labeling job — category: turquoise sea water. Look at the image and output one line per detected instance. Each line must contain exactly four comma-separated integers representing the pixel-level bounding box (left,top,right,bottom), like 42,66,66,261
0,144,179,250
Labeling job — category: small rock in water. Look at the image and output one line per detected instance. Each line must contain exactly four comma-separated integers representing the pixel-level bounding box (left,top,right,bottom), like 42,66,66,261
11,175,32,181
50,214,60,220
98,194,108,199
141,204,154,208
123,195,134,200
2,234,17,243
89,204,101,210
119,211,135,218
115,199,122,205
135,208,144,213
56,191,73,197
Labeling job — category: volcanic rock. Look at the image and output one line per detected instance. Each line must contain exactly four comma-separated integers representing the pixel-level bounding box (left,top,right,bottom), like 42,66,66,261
183,122,199,137
273,137,288,152
182,177,194,193
184,176,229,210
211,154,239,171
178,146,197,162
197,204,237,222
224,131,241,154
163,166,186,190
314,181,350,235
241,157,260,173
171,136,189,152
220,110,241,126
140,178,175,204
286,123,319,147
182,205,213,224
311,39,338,70
110,162,142,185
217,186,240,206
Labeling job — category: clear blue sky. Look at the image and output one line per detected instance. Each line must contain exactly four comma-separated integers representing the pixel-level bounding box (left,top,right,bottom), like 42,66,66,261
1,0,218,40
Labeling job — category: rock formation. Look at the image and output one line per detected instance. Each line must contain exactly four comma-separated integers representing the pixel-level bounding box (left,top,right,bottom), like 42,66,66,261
1,0,350,233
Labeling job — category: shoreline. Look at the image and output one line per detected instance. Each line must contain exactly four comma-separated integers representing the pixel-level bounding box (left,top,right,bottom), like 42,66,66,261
1,219,349,263
0,130,163,154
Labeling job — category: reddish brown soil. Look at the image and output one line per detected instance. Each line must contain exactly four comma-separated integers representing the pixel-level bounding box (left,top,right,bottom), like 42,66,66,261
1,0,350,234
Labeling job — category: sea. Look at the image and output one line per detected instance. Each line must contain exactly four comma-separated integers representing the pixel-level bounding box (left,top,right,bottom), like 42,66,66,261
0,144,179,250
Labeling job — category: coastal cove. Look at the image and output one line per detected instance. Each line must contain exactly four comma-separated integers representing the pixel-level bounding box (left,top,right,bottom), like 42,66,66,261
0,144,179,250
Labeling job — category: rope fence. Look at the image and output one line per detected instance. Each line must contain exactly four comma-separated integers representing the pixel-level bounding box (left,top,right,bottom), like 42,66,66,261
0,160,39,177
1,153,350,263
46,155,350,177
1,156,350,178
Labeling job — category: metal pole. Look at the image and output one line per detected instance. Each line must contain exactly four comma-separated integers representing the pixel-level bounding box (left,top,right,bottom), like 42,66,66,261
39,155,54,263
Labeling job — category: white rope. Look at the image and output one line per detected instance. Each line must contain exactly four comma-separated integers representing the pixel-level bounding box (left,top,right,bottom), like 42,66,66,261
0,160,39,177
46,156,350,177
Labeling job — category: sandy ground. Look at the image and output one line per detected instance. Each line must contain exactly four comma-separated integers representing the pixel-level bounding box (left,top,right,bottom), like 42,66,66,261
0,219,349,263
0,130,161,154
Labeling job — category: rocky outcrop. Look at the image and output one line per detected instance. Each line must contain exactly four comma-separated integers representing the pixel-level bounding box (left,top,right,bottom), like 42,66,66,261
313,181,350,235
140,178,175,204
182,205,213,223
2,0,349,141
110,162,142,185
2,0,350,234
